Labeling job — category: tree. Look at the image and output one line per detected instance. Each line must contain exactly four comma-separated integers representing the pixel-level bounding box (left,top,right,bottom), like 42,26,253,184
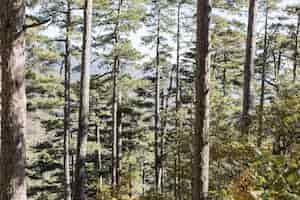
193,0,211,199
154,1,161,195
112,0,123,193
63,1,72,200
74,0,93,199
292,7,300,82
0,0,27,199
258,0,269,147
242,0,258,135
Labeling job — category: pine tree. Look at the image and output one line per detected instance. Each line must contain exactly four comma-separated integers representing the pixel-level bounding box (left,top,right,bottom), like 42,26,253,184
74,0,93,199
0,0,27,199
242,0,258,135
63,1,72,199
193,0,212,199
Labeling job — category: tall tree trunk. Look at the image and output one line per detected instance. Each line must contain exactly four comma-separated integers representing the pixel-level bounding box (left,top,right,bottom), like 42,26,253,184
154,2,161,195
0,0,27,199
161,67,175,196
242,0,257,135
159,89,165,195
74,0,93,199
112,57,118,192
112,0,122,194
193,0,211,200
64,1,72,200
258,3,268,147
176,3,182,199
116,91,122,189
293,11,299,82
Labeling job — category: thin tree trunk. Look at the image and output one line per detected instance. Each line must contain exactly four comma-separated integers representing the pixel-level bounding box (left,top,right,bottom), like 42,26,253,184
242,0,257,135
111,58,118,193
116,91,122,189
112,0,122,194
277,50,281,79
222,54,228,96
258,3,268,147
74,0,93,199
176,3,182,199
160,89,165,195
293,11,299,82
193,0,211,200
95,125,103,186
174,158,177,200
112,57,118,192
154,2,161,195
0,0,27,199
64,1,72,200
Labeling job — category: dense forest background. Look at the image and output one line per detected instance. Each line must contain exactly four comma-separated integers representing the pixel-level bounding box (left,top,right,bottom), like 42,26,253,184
0,0,300,200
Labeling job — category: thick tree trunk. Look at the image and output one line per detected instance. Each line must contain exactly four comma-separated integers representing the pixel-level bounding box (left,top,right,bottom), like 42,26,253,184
258,4,268,147
64,1,72,200
193,0,211,200
0,0,27,199
242,0,257,135
74,0,93,199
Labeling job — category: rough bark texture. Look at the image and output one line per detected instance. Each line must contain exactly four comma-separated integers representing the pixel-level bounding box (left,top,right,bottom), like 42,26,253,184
112,0,122,194
64,1,72,200
74,0,93,199
293,11,299,82
242,0,257,135
175,3,182,200
193,0,211,200
95,125,103,185
116,91,122,188
112,56,118,191
154,3,161,195
0,0,27,199
258,4,268,147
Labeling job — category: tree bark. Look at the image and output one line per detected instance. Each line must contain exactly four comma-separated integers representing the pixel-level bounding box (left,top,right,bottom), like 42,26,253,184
64,1,72,200
116,91,122,189
112,56,118,192
193,0,211,200
154,2,161,195
112,1,122,195
176,3,182,200
242,0,258,135
95,125,103,186
293,11,299,82
258,3,268,147
74,0,93,199
0,0,27,199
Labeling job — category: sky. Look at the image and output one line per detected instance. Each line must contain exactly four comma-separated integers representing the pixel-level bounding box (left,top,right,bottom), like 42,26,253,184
31,0,299,79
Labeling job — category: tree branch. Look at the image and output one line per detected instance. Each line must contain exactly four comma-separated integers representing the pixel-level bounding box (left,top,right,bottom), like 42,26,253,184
24,18,51,30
